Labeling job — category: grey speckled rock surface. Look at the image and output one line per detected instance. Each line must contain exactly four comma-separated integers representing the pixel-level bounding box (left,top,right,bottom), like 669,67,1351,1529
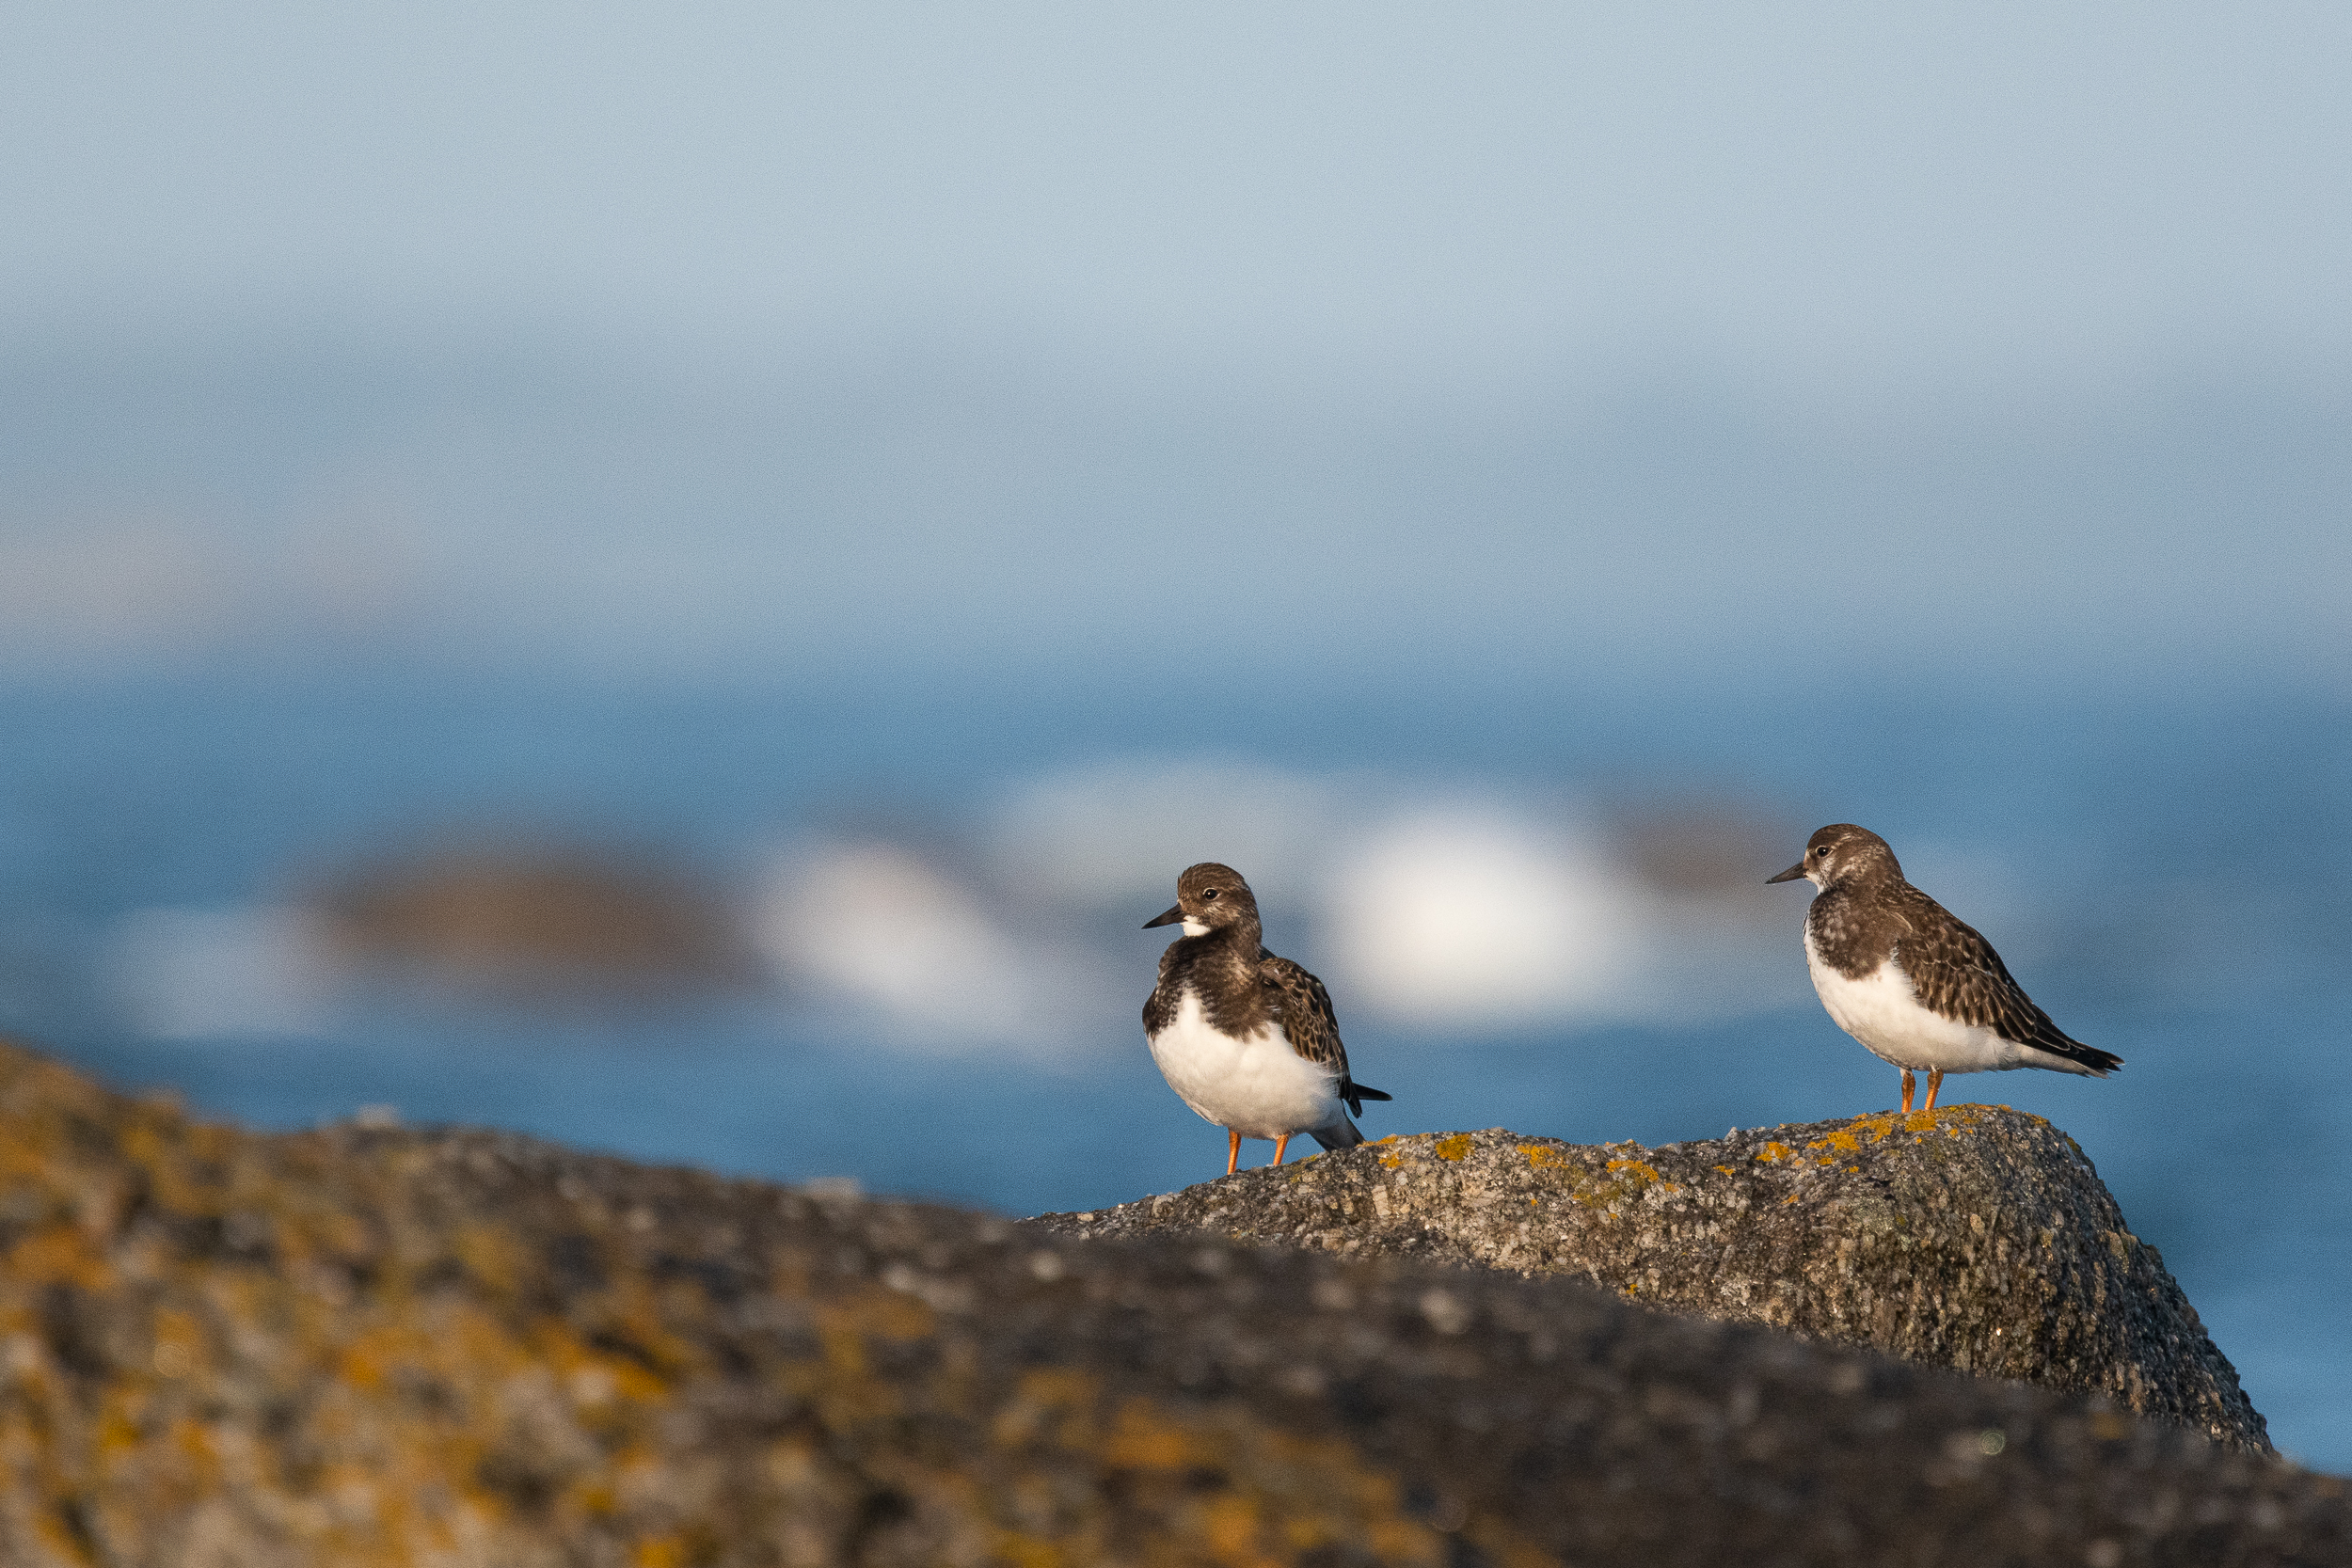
1030,1103,2270,1453
7,1043,2338,1567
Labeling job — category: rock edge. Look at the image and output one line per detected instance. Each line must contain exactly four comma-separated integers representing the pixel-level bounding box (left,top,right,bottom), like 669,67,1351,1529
0,1043,2334,1566
1030,1105,2269,1452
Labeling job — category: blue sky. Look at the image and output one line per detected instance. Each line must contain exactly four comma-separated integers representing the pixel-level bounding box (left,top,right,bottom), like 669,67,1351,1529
0,2,2345,688
8,3,2349,377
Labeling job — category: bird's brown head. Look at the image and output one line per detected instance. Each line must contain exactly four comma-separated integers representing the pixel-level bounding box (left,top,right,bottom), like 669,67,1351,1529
1142,862,1262,937
1767,824,1901,892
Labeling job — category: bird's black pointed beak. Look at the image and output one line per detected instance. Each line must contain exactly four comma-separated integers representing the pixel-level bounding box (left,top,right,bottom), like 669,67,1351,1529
1766,862,1807,884
1143,903,1184,928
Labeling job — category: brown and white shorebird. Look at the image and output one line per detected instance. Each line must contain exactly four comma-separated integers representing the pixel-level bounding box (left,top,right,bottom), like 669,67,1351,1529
1143,862,1391,1176
1768,824,2122,1113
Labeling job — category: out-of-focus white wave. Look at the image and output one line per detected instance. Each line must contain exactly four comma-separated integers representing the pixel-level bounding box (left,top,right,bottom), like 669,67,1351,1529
105,905,338,1039
754,841,1117,1053
99,766,1819,1054
983,762,1814,1037
1321,806,1640,1026
759,843,1023,1035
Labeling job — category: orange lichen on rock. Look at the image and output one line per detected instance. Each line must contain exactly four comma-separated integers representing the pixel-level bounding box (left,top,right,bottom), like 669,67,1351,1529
1033,1112,2274,1460
3,1040,2326,1566
0,1039,1595,1568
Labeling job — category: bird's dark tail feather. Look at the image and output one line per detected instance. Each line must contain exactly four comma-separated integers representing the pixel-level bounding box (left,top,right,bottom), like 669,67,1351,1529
1311,1116,1365,1151
1340,1079,1391,1115
2030,1037,2122,1076
2072,1043,2125,1075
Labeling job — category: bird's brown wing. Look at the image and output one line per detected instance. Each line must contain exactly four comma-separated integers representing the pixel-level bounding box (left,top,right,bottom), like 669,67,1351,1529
1893,887,2122,1073
1259,949,1393,1111
1259,949,1349,1074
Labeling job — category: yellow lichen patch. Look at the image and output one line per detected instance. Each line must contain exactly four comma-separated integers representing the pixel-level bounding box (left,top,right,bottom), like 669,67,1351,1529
991,1388,1543,1568
32,1509,89,1564
149,1306,207,1380
1713,1164,1735,1176
167,1416,221,1482
453,1223,526,1297
993,1367,1104,1449
1435,1134,1474,1162
1548,1159,1675,1211
840,1285,936,1344
1379,1151,1405,1169
1755,1142,1791,1164
992,1533,1071,1568
1018,1366,1102,1411
1807,1128,1863,1154
94,1402,143,1463
1474,1539,1568,1568
0,1038,1596,1568
1104,1401,1217,1470
596,1279,707,1379
332,1326,390,1393
8,1223,114,1291
1201,1493,1265,1561
1520,1145,1570,1170
536,1318,669,1406
326,1316,400,1391
1915,1104,2003,1135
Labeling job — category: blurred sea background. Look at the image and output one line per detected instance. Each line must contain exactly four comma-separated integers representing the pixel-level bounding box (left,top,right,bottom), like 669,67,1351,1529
3,2,2348,1465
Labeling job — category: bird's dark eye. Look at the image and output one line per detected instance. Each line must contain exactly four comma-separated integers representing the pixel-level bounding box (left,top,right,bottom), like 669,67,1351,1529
1202,889,1221,900
1812,847,1828,857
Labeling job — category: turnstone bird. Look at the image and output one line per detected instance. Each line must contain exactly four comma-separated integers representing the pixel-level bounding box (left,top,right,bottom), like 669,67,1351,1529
1143,862,1391,1176
1769,824,2122,1113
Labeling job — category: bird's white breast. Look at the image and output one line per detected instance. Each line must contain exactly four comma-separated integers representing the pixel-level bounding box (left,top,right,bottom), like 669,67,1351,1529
1803,928,2026,1073
1147,989,1342,1138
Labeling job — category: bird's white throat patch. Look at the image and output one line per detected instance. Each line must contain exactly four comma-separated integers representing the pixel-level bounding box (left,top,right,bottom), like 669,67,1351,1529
1180,917,1210,937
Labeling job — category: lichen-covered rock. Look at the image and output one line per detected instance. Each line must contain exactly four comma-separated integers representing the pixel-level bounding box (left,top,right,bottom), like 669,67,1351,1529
1029,1107,2268,1452
0,1042,2340,1567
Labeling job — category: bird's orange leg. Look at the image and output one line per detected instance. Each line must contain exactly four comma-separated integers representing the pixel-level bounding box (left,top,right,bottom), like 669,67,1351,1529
1270,1132,1292,1167
1900,1069,1916,1115
1922,1069,1944,1113
1225,1128,1241,1177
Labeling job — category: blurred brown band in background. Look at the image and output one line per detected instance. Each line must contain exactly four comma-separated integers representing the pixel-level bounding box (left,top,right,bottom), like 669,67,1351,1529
306,835,761,1004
